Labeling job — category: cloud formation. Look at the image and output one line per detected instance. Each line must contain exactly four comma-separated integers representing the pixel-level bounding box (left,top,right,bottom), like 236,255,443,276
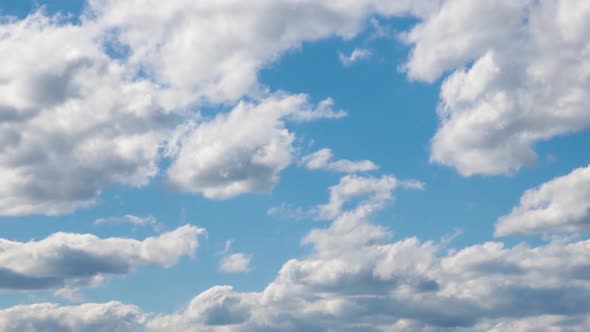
219,241,252,274
4,174,590,331
338,48,372,66
0,225,205,291
401,0,590,175
496,165,590,236
0,0,434,215
165,94,345,199
301,148,378,173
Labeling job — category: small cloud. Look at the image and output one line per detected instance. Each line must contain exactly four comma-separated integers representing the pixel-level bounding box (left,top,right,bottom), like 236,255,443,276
338,48,372,67
54,287,84,303
300,148,378,173
267,203,312,221
219,240,252,273
440,228,463,247
94,214,163,232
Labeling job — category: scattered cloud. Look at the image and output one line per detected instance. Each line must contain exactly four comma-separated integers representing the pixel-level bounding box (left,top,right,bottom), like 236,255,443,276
338,48,372,66
5,173,590,330
301,148,378,173
219,241,252,274
94,214,163,231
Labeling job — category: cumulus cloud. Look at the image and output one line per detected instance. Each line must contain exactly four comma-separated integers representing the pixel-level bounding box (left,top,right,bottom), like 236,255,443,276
495,165,590,236
164,94,345,199
0,302,146,332
219,241,252,274
400,0,590,175
0,0,435,215
0,225,204,291
0,11,174,216
300,148,378,173
6,173,590,331
219,254,252,274
338,48,372,66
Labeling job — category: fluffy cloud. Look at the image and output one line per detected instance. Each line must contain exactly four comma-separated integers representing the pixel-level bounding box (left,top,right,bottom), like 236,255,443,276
2,0,436,215
0,225,204,291
164,94,345,199
219,240,252,274
0,12,175,216
6,174,590,331
219,254,252,274
495,165,590,236
301,148,378,173
401,0,590,175
0,302,146,332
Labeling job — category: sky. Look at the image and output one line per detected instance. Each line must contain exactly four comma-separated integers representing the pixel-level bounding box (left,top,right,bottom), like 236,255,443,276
0,0,590,331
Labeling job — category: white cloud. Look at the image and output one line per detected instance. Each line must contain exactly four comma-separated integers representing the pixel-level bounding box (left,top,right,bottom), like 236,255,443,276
219,254,252,274
0,302,146,332
0,0,433,216
301,148,378,173
316,174,423,220
0,225,205,291
0,11,174,215
218,240,252,274
338,48,372,66
400,0,590,175
164,94,345,199
495,165,590,236
4,172,590,330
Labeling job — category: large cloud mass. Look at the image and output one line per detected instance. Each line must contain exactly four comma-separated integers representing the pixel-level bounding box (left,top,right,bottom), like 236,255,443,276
4,175,590,331
404,0,590,175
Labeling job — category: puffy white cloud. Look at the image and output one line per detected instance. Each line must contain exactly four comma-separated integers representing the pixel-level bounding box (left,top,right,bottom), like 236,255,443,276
219,240,252,274
0,302,146,332
0,0,436,215
0,11,176,216
0,225,205,291
164,94,345,199
301,148,378,173
219,254,252,274
495,165,590,236
338,48,372,66
401,0,590,175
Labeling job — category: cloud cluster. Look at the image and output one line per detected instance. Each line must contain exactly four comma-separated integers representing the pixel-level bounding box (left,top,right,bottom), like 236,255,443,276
401,0,590,175
0,0,435,215
5,174,590,331
0,225,204,291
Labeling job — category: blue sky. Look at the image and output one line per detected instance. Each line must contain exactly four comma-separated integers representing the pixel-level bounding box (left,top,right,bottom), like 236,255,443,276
1,1,590,331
